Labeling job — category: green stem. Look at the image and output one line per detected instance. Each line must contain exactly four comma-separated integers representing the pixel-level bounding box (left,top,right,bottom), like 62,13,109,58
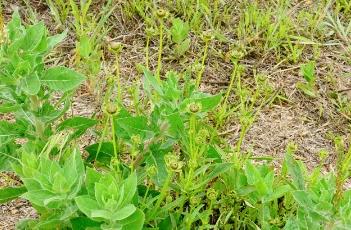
115,52,122,104
149,172,172,219
196,40,209,88
145,35,150,70
110,115,120,169
156,21,164,82
95,116,109,162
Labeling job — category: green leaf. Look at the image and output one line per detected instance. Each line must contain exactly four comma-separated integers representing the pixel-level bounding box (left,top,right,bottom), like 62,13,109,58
22,22,46,51
7,10,23,41
120,173,138,206
78,34,92,58
75,195,100,218
301,61,315,83
86,142,114,165
111,204,137,221
57,116,97,139
70,217,101,230
285,153,305,190
120,209,145,230
48,30,68,50
117,116,154,139
20,73,41,95
0,186,27,204
85,167,102,196
42,66,85,92
57,116,97,131
175,38,191,56
170,18,190,44
0,103,20,113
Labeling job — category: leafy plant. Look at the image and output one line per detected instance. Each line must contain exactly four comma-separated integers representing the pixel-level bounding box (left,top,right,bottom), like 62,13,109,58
0,11,85,170
13,149,85,229
170,18,191,57
296,61,317,97
75,171,144,230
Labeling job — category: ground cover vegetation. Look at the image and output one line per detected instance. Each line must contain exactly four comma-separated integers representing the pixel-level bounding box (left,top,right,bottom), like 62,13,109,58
1,0,351,229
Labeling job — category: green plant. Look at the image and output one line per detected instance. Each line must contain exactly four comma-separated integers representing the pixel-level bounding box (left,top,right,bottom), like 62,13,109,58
0,11,85,170
13,148,85,229
75,171,144,230
296,61,317,97
170,18,191,58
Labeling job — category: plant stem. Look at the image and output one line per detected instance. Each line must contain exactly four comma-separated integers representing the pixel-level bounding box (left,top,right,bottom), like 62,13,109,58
145,35,150,70
115,51,122,103
196,40,209,88
156,21,164,82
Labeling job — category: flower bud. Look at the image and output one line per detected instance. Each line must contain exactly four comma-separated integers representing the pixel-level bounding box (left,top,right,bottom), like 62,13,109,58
206,188,218,201
105,103,119,115
188,102,201,113
156,9,168,19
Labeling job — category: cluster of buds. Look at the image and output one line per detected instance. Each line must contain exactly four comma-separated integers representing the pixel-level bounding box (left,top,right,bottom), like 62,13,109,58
195,128,210,145
206,188,218,201
165,153,184,173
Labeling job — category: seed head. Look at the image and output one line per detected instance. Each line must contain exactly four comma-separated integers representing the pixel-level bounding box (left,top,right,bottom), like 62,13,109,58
188,102,201,113
156,9,168,19
105,103,119,115
206,188,218,201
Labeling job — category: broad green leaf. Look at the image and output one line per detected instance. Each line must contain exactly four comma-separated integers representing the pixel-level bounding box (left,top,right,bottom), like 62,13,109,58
170,18,190,44
120,209,145,230
7,10,23,41
48,29,68,50
285,153,305,190
22,22,46,51
120,173,138,206
301,61,315,83
111,204,137,221
75,195,100,218
0,186,27,204
0,103,20,113
20,73,41,95
85,167,102,196
78,34,92,58
175,38,191,56
57,116,97,133
193,163,232,190
86,142,114,165
42,66,85,92
117,116,154,139
70,217,101,230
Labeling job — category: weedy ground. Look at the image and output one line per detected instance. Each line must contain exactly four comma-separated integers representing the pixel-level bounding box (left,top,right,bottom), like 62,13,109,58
1,0,351,229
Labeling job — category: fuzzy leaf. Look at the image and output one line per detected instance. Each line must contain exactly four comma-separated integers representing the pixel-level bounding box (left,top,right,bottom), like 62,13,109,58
42,67,85,92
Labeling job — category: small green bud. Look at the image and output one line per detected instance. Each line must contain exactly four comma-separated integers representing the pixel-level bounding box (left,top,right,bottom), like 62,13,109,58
109,41,124,53
105,103,119,115
155,9,168,19
190,195,201,206
131,134,142,146
202,30,214,42
165,153,183,172
188,102,201,113
206,188,218,201
146,165,158,177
